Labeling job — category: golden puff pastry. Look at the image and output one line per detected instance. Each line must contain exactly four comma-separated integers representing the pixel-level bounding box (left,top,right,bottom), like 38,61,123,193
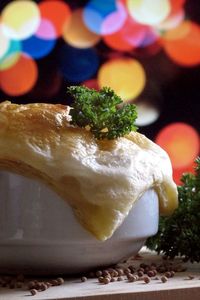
0,101,178,241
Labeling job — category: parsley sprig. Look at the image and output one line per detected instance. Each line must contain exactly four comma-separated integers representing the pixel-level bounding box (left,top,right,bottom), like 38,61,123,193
146,157,200,262
68,86,138,140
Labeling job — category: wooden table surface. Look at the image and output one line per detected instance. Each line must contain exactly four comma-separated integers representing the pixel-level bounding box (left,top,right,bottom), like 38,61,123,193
0,249,200,300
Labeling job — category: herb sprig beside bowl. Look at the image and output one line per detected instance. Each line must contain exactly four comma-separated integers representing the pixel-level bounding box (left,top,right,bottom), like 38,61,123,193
146,157,200,263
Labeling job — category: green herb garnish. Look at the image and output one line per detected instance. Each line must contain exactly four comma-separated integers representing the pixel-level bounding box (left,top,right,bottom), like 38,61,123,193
67,86,138,140
146,157,200,262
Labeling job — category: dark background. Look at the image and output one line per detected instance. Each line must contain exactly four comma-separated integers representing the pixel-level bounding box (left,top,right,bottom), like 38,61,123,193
0,0,199,141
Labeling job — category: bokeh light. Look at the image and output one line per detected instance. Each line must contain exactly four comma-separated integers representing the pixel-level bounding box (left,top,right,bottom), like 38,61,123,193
0,0,199,159
1,0,40,40
83,0,117,34
161,20,191,41
162,21,200,66
0,54,38,96
98,58,146,101
101,0,127,35
127,0,171,26
63,9,100,48
140,27,158,47
169,0,186,17
103,16,146,51
157,7,184,31
22,35,56,59
59,45,99,83
39,0,71,38
156,123,200,169
173,163,195,185
82,79,99,90
36,19,56,40
0,39,21,71
135,103,160,126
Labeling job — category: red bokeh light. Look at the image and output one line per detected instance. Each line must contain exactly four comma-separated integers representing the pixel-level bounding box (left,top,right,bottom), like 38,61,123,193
39,1,71,37
156,123,199,183
82,79,99,90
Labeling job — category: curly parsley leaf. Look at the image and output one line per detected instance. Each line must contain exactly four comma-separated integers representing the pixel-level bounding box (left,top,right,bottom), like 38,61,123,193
146,157,200,262
67,86,138,140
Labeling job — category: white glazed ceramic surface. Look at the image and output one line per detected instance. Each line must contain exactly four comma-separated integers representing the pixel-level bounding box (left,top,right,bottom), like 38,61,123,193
0,171,159,274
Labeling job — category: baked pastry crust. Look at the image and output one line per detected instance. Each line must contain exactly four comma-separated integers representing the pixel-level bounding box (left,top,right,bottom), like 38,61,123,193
0,101,178,240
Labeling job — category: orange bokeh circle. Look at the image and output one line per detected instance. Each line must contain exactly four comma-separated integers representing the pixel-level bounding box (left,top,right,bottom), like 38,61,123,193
156,122,200,169
63,9,100,48
0,54,38,96
162,21,200,66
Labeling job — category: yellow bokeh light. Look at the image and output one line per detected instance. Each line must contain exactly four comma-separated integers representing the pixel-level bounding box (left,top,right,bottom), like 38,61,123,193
1,0,40,40
127,0,171,26
63,9,100,48
98,58,146,101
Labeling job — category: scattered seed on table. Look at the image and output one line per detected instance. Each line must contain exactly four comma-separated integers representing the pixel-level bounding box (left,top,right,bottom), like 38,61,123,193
170,271,175,277
129,266,136,273
165,272,172,278
161,276,168,283
113,270,118,277
28,281,35,289
103,277,110,284
144,276,150,284
116,268,124,276
50,279,59,286
138,267,144,273
147,270,154,277
98,276,104,283
57,277,65,285
46,282,52,288
127,275,135,282
140,263,147,269
102,270,110,277
152,270,157,276
145,266,150,273
151,263,157,268
30,289,37,296
110,277,116,282
35,282,42,290
81,276,87,282
96,270,102,277
124,268,131,275
40,283,48,291
138,271,144,277
117,277,123,281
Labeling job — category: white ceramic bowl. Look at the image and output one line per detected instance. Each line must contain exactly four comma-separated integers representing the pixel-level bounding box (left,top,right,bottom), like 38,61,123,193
0,171,159,275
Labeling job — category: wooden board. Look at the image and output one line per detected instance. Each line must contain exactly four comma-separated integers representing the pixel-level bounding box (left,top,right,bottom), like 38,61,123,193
0,249,200,300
